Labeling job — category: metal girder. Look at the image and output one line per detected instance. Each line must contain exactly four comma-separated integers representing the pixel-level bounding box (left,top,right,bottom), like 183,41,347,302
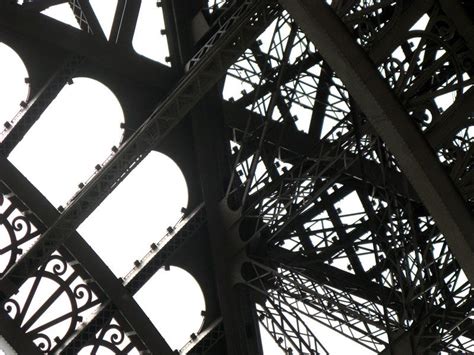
268,246,448,319
60,202,206,354
0,55,83,157
180,317,225,354
439,0,474,55
224,101,420,203
0,153,205,353
379,332,436,355
425,86,474,150
21,0,67,11
0,0,281,300
193,90,264,354
279,0,474,285
0,2,174,88
0,308,42,355
109,0,141,47
173,2,264,351
244,260,389,352
68,0,106,39
257,298,329,355
0,156,173,354
367,0,435,64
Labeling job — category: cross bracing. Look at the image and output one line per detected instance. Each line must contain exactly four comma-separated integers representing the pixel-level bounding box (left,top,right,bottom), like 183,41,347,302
0,0,473,354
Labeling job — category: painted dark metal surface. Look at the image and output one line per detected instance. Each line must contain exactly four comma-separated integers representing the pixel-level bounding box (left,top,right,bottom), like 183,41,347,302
0,0,473,354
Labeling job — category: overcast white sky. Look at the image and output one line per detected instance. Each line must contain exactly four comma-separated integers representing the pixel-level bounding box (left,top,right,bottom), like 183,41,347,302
0,1,373,354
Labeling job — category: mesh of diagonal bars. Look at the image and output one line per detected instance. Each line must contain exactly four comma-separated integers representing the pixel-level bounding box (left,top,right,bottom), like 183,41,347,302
4,250,104,353
0,185,42,276
244,261,391,352
257,298,329,354
0,178,203,353
223,2,474,353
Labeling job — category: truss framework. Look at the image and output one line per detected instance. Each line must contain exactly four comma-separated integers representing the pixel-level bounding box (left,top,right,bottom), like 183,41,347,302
0,0,473,354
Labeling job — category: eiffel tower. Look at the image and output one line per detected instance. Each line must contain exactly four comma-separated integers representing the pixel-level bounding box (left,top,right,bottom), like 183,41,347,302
0,0,473,353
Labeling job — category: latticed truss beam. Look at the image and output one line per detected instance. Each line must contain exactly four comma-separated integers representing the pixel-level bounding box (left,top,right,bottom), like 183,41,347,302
0,0,281,299
68,0,106,38
0,55,84,156
224,101,420,203
279,0,474,285
0,157,174,354
1,0,474,353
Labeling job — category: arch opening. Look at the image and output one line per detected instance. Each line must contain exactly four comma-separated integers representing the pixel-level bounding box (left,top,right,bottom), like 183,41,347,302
132,0,170,65
134,266,205,351
9,77,124,207
0,43,29,130
78,151,189,277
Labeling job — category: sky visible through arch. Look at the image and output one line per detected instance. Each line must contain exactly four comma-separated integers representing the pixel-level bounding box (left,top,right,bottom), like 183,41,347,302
0,2,376,354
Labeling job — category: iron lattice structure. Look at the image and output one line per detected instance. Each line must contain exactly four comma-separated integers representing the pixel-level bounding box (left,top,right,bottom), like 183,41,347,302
0,0,474,354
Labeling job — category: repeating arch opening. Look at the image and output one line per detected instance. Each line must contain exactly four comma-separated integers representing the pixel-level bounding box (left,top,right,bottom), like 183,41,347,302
0,43,29,126
78,151,189,277
132,0,170,65
9,77,124,207
134,266,205,351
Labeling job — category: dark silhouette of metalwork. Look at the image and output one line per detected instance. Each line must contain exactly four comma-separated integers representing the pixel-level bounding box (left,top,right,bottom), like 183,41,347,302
0,0,473,353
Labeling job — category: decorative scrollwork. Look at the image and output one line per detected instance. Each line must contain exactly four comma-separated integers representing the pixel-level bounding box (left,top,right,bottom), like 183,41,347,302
33,333,53,353
3,251,102,353
343,0,404,48
0,186,42,275
80,319,139,354
438,125,474,202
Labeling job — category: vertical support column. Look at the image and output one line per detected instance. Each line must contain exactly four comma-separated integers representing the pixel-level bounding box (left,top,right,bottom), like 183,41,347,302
160,2,263,352
191,90,263,355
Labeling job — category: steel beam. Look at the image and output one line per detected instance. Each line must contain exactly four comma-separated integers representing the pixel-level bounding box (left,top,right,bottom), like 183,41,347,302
109,0,141,47
193,92,264,354
367,0,434,64
0,2,174,88
0,156,173,354
425,80,474,150
0,0,280,309
0,308,42,354
180,317,225,354
279,0,474,284
224,101,420,203
22,0,67,11
0,55,83,156
68,0,106,39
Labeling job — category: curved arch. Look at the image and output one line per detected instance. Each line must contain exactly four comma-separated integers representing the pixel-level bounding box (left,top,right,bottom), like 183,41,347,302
8,76,124,207
0,43,30,124
134,266,205,351
78,151,189,277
